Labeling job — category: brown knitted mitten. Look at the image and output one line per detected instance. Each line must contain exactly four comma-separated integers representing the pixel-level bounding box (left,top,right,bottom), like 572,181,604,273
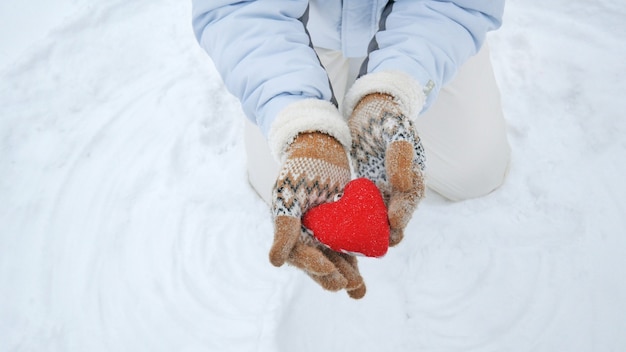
270,132,366,299
349,93,426,246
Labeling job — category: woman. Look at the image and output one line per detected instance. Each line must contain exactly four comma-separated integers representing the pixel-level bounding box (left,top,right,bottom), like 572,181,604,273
192,0,511,299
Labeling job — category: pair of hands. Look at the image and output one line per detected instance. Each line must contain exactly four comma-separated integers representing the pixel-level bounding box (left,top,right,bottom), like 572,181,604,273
269,93,426,299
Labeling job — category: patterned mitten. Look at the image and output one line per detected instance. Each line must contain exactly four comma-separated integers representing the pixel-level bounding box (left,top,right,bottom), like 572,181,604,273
348,93,426,246
270,132,366,299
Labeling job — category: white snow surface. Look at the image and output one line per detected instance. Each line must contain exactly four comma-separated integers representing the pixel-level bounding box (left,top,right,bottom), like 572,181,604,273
2,0,626,351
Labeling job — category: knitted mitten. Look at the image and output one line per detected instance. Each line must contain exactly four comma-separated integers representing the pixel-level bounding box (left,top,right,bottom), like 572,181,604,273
348,93,426,246
270,132,366,299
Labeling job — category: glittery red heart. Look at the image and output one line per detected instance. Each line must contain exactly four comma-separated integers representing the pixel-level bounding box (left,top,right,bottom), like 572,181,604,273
303,178,389,257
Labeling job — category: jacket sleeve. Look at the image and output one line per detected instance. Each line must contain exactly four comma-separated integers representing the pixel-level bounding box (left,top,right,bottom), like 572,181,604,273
362,0,505,114
192,0,350,160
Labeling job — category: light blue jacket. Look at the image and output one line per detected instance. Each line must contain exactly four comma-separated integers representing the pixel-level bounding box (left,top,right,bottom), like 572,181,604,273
192,0,504,139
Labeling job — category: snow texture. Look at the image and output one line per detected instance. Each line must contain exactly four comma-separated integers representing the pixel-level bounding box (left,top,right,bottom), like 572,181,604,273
1,0,625,351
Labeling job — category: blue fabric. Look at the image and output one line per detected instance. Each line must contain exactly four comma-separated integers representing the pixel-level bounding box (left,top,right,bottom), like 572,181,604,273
192,0,504,137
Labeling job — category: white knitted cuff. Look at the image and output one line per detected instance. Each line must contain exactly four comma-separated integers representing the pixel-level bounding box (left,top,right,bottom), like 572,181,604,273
268,99,352,163
343,70,426,121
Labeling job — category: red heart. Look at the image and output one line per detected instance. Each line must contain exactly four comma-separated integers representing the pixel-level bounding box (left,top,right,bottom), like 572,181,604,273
302,178,389,257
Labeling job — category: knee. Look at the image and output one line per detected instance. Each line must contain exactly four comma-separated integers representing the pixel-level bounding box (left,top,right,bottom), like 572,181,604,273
426,142,511,201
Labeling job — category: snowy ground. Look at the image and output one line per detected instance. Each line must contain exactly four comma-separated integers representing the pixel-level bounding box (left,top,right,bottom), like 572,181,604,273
1,1,626,351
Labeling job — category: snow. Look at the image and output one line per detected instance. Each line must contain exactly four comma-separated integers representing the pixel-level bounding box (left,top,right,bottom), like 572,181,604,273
1,0,625,351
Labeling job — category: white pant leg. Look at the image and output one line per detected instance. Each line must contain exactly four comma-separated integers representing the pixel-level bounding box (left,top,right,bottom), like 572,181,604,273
415,44,511,201
245,44,510,204
244,118,280,204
